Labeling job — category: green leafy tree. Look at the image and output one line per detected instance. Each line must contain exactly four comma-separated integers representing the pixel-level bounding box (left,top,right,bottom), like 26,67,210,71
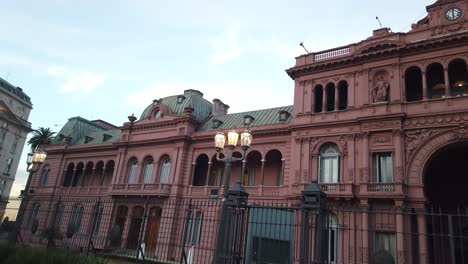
27,127,56,152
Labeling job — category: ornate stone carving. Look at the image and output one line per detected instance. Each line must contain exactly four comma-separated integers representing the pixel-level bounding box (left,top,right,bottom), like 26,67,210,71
403,113,468,128
452,124,468,140
372,134,392,146
362,120,399,130
404,129,433,161
309,137,319,152
371,72,390,103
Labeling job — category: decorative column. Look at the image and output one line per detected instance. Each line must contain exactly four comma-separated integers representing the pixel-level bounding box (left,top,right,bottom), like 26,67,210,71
89,167,96,186
301,138,310,183
361,132,370,182
422,71,428,100
444,67,450,97
311,85,316,113
189,161,196,186
322,88,327,112
347,134,356,182
280,158,285,186
70,169,78,187
393,129,403,184
260,159,265,185
304,80,313,113
417,209,429,263
395,201,405,264
334,85,339,110
310,154,319,182
205,161,212,186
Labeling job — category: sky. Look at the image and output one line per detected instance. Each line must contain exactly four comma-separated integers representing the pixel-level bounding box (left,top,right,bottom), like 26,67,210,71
0,0,434,197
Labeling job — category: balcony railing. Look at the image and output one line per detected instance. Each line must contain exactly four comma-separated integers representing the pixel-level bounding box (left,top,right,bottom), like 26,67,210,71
111,183,171,196
319,183,353,197
58,186,110,195
188,185,282,197
360,182,404,197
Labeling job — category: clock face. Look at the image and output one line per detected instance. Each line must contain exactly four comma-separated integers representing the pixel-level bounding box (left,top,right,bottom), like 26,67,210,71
445,7,462,21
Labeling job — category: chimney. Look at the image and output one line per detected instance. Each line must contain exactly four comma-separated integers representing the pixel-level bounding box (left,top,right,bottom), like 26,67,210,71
212,99,229,116
373,27,391,37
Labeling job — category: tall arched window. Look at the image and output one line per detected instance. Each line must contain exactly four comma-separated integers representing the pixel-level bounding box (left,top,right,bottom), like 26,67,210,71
143,158,154,184
127,159,138,184
427,63,445,99
448,59,468,96
63,163,75,187
314,85,323,113
405,66,423,101
319,144,339,183
338,81,348,110
40,168,49,186
159,157,171,184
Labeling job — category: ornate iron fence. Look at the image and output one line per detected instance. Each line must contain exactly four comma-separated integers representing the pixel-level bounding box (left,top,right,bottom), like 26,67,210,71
1,194,467,264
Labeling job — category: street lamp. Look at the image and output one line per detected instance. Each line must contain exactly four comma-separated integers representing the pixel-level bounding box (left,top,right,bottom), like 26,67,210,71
214,129,252,199
212,129,252,264
11,150,47,243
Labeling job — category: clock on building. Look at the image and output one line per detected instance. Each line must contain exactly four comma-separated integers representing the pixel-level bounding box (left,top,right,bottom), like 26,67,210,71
445,7,462,21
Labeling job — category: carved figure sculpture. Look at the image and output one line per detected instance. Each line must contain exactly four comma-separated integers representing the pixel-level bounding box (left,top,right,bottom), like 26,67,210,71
372,74,390,102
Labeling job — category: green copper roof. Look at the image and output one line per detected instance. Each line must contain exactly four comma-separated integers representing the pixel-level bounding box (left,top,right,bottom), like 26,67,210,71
52,117,111,145
140,89,213,122
198,105,293,131
0,77,32,105
74,128,121,145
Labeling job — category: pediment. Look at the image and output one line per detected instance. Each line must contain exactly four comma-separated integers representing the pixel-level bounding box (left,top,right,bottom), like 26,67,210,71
0,100,20,123
353,40,404,56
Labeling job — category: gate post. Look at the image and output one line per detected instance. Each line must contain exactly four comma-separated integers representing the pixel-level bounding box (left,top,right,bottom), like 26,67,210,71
301,181,327,264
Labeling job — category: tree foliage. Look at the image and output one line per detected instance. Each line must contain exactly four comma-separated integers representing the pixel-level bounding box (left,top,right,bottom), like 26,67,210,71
27,127,56,152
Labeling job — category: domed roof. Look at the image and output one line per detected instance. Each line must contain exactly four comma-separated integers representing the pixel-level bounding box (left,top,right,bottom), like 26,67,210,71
140,89,213,121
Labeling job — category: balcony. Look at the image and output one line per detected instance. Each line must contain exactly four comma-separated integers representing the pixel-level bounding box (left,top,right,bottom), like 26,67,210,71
358,182,404,198
319,183,353,198
110,183,171,196
188,185,283,198
58,186,110,195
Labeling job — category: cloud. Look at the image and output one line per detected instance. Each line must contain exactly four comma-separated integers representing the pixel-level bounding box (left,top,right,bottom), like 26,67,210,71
126,80,292,115
209,25,305,65
45,65,108,94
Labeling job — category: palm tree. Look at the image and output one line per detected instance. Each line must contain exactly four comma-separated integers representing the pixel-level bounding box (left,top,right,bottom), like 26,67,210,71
27,127,56,152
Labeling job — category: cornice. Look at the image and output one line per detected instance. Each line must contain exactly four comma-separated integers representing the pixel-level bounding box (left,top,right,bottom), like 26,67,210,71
286,32,468,79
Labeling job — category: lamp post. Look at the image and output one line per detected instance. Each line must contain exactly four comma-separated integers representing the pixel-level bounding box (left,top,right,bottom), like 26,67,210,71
213,129,252,263
10,150,47,244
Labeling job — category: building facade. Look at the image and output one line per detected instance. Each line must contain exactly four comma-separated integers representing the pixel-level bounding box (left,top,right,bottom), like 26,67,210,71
24,0,467,263
0,78,32,200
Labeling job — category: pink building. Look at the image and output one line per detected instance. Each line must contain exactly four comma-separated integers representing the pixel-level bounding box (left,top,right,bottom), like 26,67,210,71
22,0,468,263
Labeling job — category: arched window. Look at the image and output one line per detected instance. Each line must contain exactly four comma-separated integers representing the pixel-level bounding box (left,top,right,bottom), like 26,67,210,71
314,85,323,113
427,63,446,99
448,59,468,96
143,158,154,184
338,81,348,110
159,157,171,184
319,144,339,183
326,83,335,112
405,67,423,101
67,205,83,237
127,159,138,184
63,163,75,187
192,154,209,186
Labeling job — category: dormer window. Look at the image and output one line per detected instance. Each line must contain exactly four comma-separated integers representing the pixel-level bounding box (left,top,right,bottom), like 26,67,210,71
84,136,94,144
177,95,186,104
212,119,223,129
278,110,290,122
103,134,112,142
243,115,254,126
57,134,65,142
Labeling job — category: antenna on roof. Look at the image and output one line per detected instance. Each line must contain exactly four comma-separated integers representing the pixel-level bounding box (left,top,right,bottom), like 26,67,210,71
300,42,310,54
376,16,383,28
